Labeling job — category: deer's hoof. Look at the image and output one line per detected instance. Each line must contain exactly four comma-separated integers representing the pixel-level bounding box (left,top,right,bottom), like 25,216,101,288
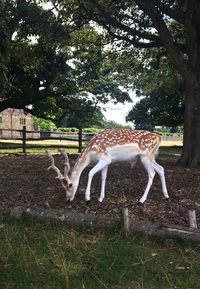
137,200,145,206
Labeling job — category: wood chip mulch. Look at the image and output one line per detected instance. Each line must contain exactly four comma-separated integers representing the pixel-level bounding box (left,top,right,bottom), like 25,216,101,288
0,153,200,227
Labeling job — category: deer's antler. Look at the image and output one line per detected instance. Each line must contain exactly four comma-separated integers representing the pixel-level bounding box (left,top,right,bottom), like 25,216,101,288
46,150,72,200
46,151,64,180
58,149,71,176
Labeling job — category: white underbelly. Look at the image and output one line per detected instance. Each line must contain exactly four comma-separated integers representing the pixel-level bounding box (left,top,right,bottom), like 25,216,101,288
107,144,144,162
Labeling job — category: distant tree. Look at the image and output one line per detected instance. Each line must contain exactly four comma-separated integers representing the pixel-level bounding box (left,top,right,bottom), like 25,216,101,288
33,117,57,131
57,98,106,128
127,87,184,128
101,120,132,129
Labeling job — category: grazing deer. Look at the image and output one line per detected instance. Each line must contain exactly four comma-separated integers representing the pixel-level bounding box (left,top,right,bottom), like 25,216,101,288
46,129,169,204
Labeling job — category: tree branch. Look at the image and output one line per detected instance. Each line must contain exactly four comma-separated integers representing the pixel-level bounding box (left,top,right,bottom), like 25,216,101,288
152,0,185,24
104,24,162,48
85,0,163,44
135,0,189,79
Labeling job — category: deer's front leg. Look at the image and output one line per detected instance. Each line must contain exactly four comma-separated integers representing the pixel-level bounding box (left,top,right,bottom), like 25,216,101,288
139,157,155,204
85,158,111,201
98,166,108,202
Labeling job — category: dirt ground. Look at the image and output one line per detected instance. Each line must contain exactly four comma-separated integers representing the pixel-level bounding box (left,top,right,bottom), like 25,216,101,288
0,153,200,227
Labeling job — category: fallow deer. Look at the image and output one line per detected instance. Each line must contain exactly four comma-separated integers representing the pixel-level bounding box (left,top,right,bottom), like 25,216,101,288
46,129,169,204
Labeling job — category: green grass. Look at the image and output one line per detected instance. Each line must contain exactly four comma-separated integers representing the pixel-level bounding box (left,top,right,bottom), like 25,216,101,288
159,146,182,156
0,215,200,289
0,147,78,154
0,140,82,154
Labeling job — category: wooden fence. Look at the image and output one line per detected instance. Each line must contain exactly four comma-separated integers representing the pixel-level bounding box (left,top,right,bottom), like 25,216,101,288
0,127,183,154
0,126,94,154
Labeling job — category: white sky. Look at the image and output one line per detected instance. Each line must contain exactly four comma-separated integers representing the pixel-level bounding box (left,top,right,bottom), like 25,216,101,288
101,90,137,126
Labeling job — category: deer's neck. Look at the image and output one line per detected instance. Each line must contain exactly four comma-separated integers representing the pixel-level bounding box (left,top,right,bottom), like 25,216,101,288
70,153,90,183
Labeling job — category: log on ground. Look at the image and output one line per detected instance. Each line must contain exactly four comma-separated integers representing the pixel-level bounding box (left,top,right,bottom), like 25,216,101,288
10,206,200,242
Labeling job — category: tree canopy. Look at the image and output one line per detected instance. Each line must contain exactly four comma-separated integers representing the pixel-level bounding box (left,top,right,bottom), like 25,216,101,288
63,0,200,166
0,0,131,127
2,0,200,165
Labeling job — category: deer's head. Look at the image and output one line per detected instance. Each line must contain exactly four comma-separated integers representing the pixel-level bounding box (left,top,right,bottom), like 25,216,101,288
46,150,78,201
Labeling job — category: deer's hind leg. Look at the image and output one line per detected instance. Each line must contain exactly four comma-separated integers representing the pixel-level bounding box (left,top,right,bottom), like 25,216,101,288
152,160,169,200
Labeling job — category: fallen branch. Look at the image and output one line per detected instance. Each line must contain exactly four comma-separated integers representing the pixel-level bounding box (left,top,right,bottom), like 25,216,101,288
10,206,119,228
10,206,200,242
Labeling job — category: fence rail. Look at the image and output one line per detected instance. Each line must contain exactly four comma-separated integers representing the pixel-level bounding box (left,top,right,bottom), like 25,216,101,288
0,126,94,154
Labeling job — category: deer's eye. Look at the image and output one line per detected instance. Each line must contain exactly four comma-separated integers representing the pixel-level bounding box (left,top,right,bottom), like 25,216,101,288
69,183,73,188
63,179,68,186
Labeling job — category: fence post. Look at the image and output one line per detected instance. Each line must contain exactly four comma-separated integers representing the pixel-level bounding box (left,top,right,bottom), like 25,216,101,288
78,128,83,153
22,126,26,154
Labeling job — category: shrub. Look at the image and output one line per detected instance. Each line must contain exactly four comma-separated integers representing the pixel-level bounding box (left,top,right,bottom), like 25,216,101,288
83,128,99,133
58,127,78,132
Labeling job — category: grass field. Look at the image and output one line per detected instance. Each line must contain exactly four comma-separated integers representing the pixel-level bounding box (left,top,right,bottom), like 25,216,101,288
0,214,200,289
0,139,80,154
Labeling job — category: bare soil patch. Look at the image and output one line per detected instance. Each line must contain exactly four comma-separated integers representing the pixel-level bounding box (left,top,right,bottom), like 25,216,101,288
0,154,200,227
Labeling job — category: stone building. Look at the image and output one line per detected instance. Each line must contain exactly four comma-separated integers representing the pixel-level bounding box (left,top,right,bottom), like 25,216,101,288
0,108,33,138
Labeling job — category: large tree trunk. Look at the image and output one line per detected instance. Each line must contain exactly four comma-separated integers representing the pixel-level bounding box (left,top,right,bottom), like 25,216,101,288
178,72,200,166
177,3,200,167
140,1,200,167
